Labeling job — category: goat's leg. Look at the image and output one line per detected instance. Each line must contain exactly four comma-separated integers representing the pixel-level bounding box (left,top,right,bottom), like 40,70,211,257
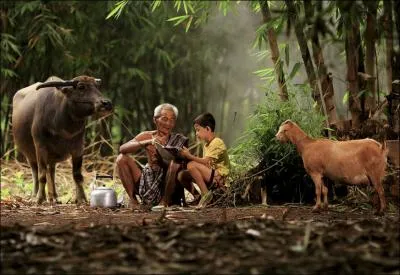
261,186,268,205
72,155,87,204
310,173,323,212
368,175,386,215
322,182,329,210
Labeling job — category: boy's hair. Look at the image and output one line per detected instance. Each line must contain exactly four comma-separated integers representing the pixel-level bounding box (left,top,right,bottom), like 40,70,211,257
193,112,215,132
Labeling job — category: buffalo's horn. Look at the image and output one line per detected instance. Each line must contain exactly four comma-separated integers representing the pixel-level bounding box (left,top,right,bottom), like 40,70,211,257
95,78,102,85
36,80,78,90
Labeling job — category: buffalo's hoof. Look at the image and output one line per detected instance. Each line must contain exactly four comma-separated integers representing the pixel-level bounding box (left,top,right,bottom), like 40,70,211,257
36,196,46,205
74,197,87,205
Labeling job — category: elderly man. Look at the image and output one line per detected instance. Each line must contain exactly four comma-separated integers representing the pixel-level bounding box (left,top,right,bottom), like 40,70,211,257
116,103,198,209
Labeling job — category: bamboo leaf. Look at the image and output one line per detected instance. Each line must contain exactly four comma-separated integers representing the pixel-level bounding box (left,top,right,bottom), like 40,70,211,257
288,62,301,79
151,0,162,12
188,2,195,13
253,68,275,77
106,1,128,20
139,16,156,28
128,68,150,82
284,43,289,67
342,91,349,104
167,15,190,26
1,68,18,78
183,1,189,14
174,1,182,12
219,1,229,16
185,15,193,32
357,90,368,98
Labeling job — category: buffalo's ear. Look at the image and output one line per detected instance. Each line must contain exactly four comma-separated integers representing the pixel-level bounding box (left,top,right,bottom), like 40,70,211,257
60,86,73,94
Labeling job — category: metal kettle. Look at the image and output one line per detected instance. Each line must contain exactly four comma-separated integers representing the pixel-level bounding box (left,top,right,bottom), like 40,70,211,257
90,174,117,208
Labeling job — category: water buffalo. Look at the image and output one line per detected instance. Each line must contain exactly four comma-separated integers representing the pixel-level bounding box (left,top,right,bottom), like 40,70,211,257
12,75,113,204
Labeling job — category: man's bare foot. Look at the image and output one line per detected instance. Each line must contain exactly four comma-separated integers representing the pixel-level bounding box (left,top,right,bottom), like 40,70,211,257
128,199,142,211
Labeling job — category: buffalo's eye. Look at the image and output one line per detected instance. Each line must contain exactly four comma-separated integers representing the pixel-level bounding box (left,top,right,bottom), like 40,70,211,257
77,83,85,90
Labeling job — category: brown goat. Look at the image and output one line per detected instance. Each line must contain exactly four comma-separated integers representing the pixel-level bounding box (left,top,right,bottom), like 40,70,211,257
275,120,388,214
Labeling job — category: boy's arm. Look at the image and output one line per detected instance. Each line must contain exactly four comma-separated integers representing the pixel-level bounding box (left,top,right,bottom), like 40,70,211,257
180,147,211,167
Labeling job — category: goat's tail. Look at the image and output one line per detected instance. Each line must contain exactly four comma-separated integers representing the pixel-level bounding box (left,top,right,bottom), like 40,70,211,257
381,140,389,157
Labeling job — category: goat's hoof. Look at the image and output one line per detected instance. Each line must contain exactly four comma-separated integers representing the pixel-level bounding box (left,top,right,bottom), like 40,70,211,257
374,210,384,216
48,198,60,207
312,206,321,212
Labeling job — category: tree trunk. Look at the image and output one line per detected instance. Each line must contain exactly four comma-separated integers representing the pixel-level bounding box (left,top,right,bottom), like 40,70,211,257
356,22,367,121
1,90,13,157
339,3,362,128
383,0,393,96
285,0,320,107
303,0,337,124
363,0,378,113
260,0,288,101
390,0,400,135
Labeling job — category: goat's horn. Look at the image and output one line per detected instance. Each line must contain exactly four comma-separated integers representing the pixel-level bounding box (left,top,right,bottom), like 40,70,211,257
36,80,78,90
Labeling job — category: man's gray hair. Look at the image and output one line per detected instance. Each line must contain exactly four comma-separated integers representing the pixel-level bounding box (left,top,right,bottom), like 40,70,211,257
154,103,179,118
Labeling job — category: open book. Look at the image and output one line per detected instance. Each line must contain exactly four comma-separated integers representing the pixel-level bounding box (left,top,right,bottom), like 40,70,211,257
154,141,183,164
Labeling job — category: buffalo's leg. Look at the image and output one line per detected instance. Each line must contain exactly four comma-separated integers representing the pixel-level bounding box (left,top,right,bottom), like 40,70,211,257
72,155,87,204
36,148,48,204
47,163,58,205
27,158,39,200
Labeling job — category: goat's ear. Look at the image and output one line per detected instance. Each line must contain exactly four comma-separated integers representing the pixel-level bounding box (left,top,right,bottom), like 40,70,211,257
283,119,292,125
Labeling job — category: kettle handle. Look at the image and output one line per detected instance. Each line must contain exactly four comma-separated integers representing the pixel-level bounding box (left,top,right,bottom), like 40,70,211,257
96,174,113,179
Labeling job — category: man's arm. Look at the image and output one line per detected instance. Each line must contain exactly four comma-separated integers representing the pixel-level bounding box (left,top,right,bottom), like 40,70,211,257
119,132,154,154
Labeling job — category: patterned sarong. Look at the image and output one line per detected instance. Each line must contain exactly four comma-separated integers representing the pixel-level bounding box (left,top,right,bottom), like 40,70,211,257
138,164,164,205
138,133,188,205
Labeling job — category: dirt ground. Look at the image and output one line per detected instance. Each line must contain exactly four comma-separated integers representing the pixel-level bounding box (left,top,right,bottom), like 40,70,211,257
1,200,399,274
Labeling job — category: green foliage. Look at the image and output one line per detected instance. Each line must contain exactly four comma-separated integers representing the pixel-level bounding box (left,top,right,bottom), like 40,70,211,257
0,33,20,78
1,170,32,200
106,0,129,20
229,84,325,178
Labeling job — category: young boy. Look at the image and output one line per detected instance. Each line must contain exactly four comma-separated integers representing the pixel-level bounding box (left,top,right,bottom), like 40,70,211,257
179,112,230,208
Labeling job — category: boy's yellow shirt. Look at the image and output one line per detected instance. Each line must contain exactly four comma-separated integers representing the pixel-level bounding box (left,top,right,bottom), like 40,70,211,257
203,137,230,177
